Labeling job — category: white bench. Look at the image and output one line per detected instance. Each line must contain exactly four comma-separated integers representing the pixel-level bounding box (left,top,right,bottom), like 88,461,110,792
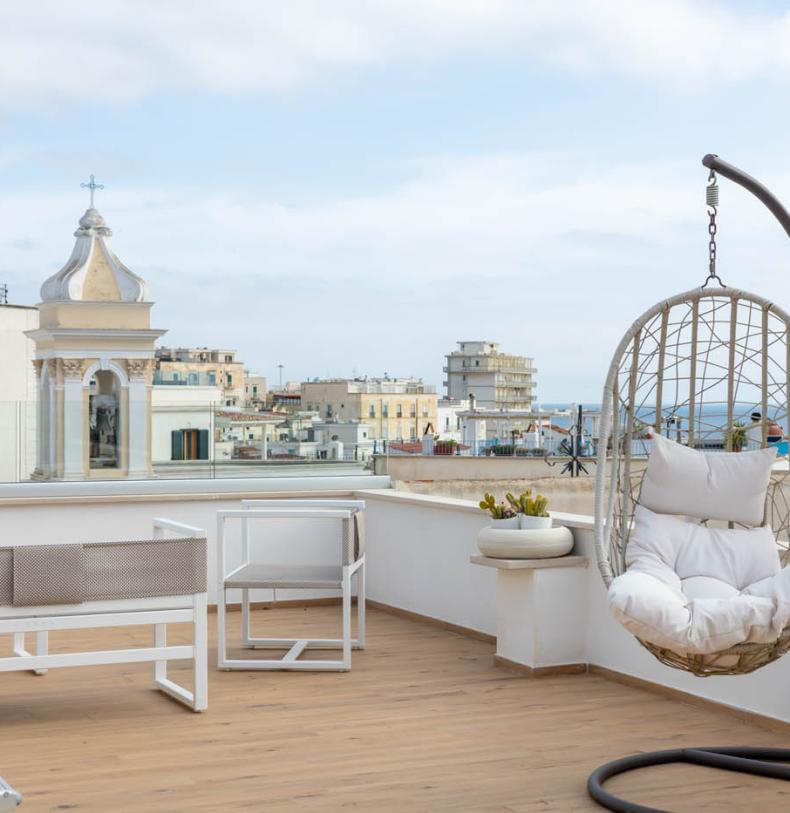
0,518,208,712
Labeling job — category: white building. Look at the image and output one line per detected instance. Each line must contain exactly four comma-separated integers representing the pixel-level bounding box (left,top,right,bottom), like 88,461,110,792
436,397,469,442
444,341,536,410
0,302,39,482
151,383,222,463
313,420,374,461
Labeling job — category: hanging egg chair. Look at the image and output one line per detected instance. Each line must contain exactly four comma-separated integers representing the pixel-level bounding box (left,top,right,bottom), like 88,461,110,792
588,155,790,811
594,155,790,677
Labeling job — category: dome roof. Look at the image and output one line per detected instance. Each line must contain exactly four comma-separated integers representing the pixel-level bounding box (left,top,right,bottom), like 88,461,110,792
40,208,149,303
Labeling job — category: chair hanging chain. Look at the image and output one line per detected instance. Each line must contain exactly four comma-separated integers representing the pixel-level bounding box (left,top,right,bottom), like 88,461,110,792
703,168,724,287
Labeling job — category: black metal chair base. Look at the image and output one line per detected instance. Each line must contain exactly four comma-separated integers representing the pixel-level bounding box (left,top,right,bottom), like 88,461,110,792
588,746,790,813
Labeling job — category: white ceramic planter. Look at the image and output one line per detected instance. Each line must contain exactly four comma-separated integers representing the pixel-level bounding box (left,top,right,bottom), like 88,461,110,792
489,516,520,529
476,524,574,559
519,514,552,530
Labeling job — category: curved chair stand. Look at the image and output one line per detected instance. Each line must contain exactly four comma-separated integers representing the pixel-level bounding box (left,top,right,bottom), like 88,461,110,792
588,747,790,813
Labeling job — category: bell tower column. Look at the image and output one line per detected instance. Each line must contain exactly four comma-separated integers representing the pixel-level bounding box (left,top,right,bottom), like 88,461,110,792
62,359,87,480
127,359,154,478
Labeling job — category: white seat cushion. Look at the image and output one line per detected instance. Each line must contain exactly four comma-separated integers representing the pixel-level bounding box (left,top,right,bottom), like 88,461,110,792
609,505,790,655
680,576,739,600
639,433,776,526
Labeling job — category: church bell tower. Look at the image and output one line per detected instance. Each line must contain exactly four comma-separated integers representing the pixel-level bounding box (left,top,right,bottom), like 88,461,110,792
26,178,166,480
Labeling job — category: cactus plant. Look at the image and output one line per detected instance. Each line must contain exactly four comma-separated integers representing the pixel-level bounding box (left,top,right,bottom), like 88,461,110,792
505,489,549,517
478,492,516,520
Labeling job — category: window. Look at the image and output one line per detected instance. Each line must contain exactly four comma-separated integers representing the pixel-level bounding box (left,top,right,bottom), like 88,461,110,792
409,404,416,418
252,386,258,395
171,428,209,461
226,373,233,385
383,404,389,417
396,403,403,418
368,405,375,418
225,355,232,362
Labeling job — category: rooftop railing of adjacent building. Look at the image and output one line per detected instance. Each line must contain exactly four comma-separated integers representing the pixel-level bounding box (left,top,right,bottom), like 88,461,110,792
152,371,218,386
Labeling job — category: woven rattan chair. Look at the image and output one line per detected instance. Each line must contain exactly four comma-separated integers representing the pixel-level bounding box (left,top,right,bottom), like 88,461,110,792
594,285,790,676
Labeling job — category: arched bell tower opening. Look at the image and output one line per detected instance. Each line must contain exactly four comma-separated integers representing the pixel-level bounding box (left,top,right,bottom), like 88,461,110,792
89,370,120,469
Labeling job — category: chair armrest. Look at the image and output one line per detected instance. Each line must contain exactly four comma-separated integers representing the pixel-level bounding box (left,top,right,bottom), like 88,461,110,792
152,518,207,539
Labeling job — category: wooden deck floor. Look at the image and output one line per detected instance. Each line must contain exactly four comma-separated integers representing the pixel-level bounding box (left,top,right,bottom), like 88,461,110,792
1,605,789,812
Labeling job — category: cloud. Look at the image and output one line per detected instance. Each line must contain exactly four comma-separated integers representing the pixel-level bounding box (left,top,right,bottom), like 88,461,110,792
3,151,790,398
1,1,789,109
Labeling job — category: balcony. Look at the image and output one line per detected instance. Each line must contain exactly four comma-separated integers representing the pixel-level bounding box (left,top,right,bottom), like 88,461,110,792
1,480,789,810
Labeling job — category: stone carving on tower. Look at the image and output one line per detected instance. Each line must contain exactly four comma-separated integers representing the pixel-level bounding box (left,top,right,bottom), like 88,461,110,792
25,177,166,480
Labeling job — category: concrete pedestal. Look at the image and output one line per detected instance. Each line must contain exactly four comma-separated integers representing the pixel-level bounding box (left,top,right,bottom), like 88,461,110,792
470,554,589,675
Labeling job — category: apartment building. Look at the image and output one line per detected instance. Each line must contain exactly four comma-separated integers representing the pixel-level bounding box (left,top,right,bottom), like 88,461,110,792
243,373,267,408
155,347,245,406
444,340,536,410
300,377,437,441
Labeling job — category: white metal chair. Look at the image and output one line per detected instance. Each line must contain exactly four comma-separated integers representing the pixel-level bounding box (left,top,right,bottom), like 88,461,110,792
216,500,366,671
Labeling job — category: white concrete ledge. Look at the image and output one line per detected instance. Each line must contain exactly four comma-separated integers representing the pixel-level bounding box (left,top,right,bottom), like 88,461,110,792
355,488,595,530
0,476,391,505
470,555,589,570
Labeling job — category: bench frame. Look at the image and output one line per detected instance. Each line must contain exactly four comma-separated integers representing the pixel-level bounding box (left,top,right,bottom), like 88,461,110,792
0,518,208,712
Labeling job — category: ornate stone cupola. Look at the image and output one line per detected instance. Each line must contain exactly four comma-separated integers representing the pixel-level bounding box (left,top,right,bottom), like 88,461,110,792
26,180,166,480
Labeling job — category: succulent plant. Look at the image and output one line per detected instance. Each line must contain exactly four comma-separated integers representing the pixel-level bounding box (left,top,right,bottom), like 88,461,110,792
478,492,516,519
505,489,549,517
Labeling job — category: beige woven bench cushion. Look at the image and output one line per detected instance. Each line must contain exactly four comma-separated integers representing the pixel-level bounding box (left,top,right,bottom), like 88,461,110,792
343,513,365,566
0,538,207,606
13,544,86,606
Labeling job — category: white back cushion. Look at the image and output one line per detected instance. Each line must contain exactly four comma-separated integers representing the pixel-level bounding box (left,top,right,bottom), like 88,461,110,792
639,433,775,526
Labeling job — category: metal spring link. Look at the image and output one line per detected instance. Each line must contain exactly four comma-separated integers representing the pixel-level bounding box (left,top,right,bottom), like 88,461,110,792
702,169,724,288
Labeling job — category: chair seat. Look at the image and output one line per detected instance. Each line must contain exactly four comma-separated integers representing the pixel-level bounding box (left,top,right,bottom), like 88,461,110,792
224,564,343,590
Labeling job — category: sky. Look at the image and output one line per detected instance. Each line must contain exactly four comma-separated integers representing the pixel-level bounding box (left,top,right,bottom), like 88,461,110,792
1,0,790,401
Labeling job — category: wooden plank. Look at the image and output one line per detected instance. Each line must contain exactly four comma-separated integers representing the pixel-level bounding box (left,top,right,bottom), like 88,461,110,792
1,606,789,812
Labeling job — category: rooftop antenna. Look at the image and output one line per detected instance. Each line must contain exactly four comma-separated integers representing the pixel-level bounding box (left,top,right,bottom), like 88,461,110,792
80,173,104,208
277,364,284,388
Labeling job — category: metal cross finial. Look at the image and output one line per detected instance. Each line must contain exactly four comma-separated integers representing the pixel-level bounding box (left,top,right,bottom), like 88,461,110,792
80,174,104,208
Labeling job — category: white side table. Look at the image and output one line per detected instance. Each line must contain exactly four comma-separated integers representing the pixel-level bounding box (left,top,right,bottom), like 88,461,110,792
470,555,589,675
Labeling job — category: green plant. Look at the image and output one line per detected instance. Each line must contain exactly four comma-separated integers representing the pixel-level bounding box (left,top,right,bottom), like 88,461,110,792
726,420,747,451
478,492,516,520
505,489,549,517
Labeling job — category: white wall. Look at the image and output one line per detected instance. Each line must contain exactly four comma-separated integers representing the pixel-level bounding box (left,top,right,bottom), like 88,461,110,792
0,305,38,482
151,385,220,462
362,491,497,634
